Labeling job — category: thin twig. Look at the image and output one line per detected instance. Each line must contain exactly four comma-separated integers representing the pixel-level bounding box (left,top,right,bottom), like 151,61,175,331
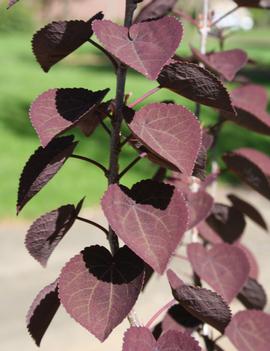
145,299,177,329
128,86,160,108
118,155,142,180
99,118,112,136
173,9,198,27
76,216,109,236
211,5,239,27
70,154,108,176
120,134,132,148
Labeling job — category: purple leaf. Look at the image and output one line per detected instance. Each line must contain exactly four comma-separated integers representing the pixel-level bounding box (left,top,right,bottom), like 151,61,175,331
129,103,202,176
187,243,250,303
206,203,246,243
228,194,268,231
26,280,60,346
59,245,144,342
231,84,269,109
25,198,84,267
158,61,235,113
235,243,259,279
168,269,231,333
93,17,183,80
237,277,267,310
17,136,77,214
134,0,177,22
32,13,103,72
197,221,222,244
101,181,188,274
7,0,19,8
225,310,270,351
192,48,248,81
123,327,202,351
233,0,270,8
30,88,109,147
223,148,270,199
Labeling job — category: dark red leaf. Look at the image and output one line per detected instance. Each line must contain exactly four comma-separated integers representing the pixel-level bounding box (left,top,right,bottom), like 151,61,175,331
167,270,231,333
25,198,84,267
129,103,202,175
228,194,268,231
101,180,188,274
223,148,270,200
237,277,267,310
59,245,144,341
26,280,60,346
192,48,248,81
93,17,183,80
225,310,270,351
17,136,77,214
233,0,270,8
206,203,246,243
193,128,214,180
235,243,259,279
30,88,109,147
158,62,235,113
187,243,250,302
134,0,177,22
231,84,268,109
32,12,103,72
123,327,201,351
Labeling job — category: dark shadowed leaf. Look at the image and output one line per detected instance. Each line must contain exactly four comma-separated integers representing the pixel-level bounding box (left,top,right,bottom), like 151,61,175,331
158,61,235,113
236,243,259,279
93,17,183,80
134,0,177,22
193,128,214,180
167,270,231,333
206,203,246,243
30,88,109,147
59,245,144,341
228,194,268,231
187,243,250,302
225,310,270,351
123,327,202,351
233,0,270,8
237,277,267,310
191,48,248,81
32,13,103,72
17,136,77,213
101,180,188,273
223,148,270,199
27,280,60,346
25,198,84,267
129,103,202,175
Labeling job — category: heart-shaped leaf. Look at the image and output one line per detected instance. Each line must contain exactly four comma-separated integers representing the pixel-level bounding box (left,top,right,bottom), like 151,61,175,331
167,270,231,333
32,12,103,72
237,277,267,310
17,135,77,213
223,148,270,200
93,16,183,80
30,88,109,147
158,61,235,113
187,243,250,302
101,180,188,274
135,0,177,22
233,0,270,8
59,245,144,341
228,194,268,231
197,221,222,244
231,84,269,109
123,327,201,351
27,280,60,346
129,103,202,175
192,48,248,81
25,198,84,267
225,310,270,351
236,243,259,279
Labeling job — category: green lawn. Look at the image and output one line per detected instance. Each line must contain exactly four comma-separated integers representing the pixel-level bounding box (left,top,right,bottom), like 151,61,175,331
0,25,270,219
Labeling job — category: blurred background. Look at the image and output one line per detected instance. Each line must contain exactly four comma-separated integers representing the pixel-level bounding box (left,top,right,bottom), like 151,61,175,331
0,1,269,350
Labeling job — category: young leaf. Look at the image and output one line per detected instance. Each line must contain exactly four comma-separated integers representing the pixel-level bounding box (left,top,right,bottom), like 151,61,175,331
191,48,248,81
123,327,202,351
25,198,84,267
26,280,60,346
59,245,144,342
101,181,188,274
30,88,109,147
187,243,250,303
129,103,202,176
237,277,267,310
225,310,270,351
93,17,183,80
228,194,268,231
223,148,270,200
32,12,104,72
134,0,177,22
233,0,270,8
158,62,235,113
167,270,231,333
17,136,77,213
